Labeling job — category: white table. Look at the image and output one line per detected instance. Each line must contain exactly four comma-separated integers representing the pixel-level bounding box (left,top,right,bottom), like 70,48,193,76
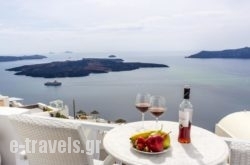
103,121,229,165
0,107,30,165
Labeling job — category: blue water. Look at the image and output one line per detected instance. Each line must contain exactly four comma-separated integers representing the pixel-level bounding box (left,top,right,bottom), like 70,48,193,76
1,51,250,131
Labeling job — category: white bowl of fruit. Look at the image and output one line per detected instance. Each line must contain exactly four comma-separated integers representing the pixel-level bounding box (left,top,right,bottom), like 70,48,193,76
130,129,171,154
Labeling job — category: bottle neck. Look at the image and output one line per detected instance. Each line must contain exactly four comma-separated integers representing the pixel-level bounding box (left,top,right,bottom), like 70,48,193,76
183,87,190,99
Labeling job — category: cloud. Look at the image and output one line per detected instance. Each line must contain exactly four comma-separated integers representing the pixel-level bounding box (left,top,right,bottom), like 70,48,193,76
0,0,250,53
85,23,144,32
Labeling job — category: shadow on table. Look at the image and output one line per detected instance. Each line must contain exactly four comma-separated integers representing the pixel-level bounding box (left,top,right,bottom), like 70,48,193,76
130,147,173,164
181,143,206,165
150,147,173,164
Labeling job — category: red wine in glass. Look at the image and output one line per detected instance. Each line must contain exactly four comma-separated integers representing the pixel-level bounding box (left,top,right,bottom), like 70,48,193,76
149,107,165,117
135,94,150,130
135,103,150,113
149,96,166,129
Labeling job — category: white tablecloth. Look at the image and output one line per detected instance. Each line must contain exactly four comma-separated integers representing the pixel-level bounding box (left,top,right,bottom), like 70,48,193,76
103,121,229,165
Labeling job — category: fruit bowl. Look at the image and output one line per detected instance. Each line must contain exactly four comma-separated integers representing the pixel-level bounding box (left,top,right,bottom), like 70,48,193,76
131,145,171,155
129,129,171,154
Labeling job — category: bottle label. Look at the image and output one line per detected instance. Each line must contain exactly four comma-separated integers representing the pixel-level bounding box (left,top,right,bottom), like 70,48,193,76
184,108,193,123
179,111,189,127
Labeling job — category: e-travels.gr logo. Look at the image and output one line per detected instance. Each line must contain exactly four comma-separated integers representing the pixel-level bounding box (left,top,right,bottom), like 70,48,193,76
10,137,101,155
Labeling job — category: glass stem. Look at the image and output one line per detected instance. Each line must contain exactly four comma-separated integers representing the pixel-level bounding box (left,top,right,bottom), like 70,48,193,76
156,117,159,129
142,113,145,129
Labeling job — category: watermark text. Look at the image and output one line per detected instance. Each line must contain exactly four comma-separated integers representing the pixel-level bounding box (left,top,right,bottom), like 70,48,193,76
10,137,101,155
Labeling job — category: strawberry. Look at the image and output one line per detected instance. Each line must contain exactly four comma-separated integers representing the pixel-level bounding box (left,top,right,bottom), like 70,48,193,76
135,136,146,151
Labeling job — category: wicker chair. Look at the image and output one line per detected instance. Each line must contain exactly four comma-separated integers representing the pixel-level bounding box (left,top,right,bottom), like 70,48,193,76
9,114,116,165
223,137,250,165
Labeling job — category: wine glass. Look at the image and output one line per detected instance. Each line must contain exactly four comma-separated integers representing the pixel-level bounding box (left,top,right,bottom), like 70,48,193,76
149,96,166,129
135,93,150,130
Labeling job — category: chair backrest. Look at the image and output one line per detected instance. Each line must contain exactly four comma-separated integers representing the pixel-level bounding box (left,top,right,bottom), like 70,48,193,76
9,114,94,165
230,141,250,165
222,137,250,165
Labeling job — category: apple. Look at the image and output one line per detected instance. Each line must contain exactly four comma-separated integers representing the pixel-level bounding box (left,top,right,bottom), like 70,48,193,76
150,131,171,149
146,134,164,152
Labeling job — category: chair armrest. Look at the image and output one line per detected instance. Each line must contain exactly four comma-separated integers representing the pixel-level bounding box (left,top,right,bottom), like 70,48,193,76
103,155,120,165
221,137,250,144
19,150,27,160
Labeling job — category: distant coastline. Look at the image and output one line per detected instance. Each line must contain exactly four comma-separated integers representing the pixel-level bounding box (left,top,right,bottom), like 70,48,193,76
186,47,250,59
7,58,168,78
0,55,47,62
64,51,73,54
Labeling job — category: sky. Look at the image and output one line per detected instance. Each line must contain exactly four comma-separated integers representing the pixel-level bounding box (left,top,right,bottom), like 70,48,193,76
0,0,250,54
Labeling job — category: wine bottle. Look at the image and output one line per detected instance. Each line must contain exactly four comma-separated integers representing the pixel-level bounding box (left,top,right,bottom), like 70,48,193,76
178,85,193,143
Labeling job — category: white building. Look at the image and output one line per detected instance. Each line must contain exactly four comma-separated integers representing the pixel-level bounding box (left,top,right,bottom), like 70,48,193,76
0,95,9,107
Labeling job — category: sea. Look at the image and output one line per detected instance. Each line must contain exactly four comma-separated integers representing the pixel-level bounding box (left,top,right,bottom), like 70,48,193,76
1,51,250,131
